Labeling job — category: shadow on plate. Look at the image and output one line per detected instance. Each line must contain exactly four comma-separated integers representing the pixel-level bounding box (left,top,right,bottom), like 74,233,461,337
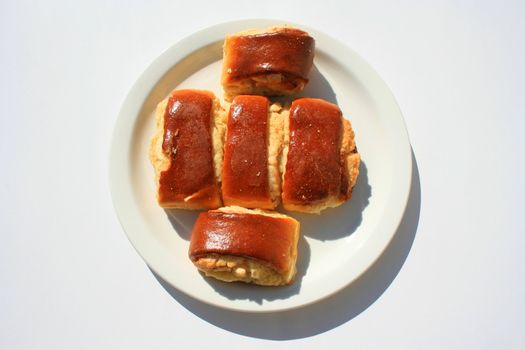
270,65,338,106
283,160,371,240
152,150,421,340
297,65,339,104
164,209,200,241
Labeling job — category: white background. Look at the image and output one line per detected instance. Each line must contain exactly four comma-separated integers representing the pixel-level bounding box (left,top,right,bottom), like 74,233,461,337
1,1,524,349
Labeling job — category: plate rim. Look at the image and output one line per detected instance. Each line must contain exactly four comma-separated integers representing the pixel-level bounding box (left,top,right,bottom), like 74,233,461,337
109,18,412,313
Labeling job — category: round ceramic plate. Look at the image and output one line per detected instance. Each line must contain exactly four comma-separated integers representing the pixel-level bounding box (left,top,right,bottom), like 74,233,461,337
109,19,412,312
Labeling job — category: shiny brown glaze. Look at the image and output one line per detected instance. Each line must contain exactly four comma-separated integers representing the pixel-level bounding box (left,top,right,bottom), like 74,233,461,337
189,211,298,272
223,28,314,86
339,154,350,198
283,98,343,205
158,90,221,208
222,96,272,208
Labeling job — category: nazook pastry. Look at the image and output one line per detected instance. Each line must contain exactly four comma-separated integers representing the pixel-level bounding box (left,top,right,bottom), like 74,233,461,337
150,92,360,213
147,27,363,290
149,89,226,209
281,98,360,213
221,95,283,209
221,26,315,100
189,206,300,286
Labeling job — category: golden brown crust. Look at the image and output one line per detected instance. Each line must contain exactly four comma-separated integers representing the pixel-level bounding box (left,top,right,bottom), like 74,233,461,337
268,103,284,207
341,119,360,199
149,99,171,185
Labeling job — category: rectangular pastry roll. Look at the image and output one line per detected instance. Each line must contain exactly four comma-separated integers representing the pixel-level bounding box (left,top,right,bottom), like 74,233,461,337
221,26,315,100
189,206,300,286
281,98,360,213
149,89,226,209
221,95,283,209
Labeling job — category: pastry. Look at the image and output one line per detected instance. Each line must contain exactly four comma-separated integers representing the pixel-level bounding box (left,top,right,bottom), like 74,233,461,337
221,26,315,100
221,95,283,209
281,98,360,213
189,206,300,286
149,89,226,209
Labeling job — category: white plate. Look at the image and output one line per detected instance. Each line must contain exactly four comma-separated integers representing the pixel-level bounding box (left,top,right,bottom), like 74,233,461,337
109,19,412,312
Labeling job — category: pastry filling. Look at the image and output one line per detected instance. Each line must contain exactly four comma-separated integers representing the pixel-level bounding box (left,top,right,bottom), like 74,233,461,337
193,254,292,286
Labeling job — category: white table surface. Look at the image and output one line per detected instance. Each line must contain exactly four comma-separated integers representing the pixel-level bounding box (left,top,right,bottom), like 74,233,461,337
2,1,524,349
